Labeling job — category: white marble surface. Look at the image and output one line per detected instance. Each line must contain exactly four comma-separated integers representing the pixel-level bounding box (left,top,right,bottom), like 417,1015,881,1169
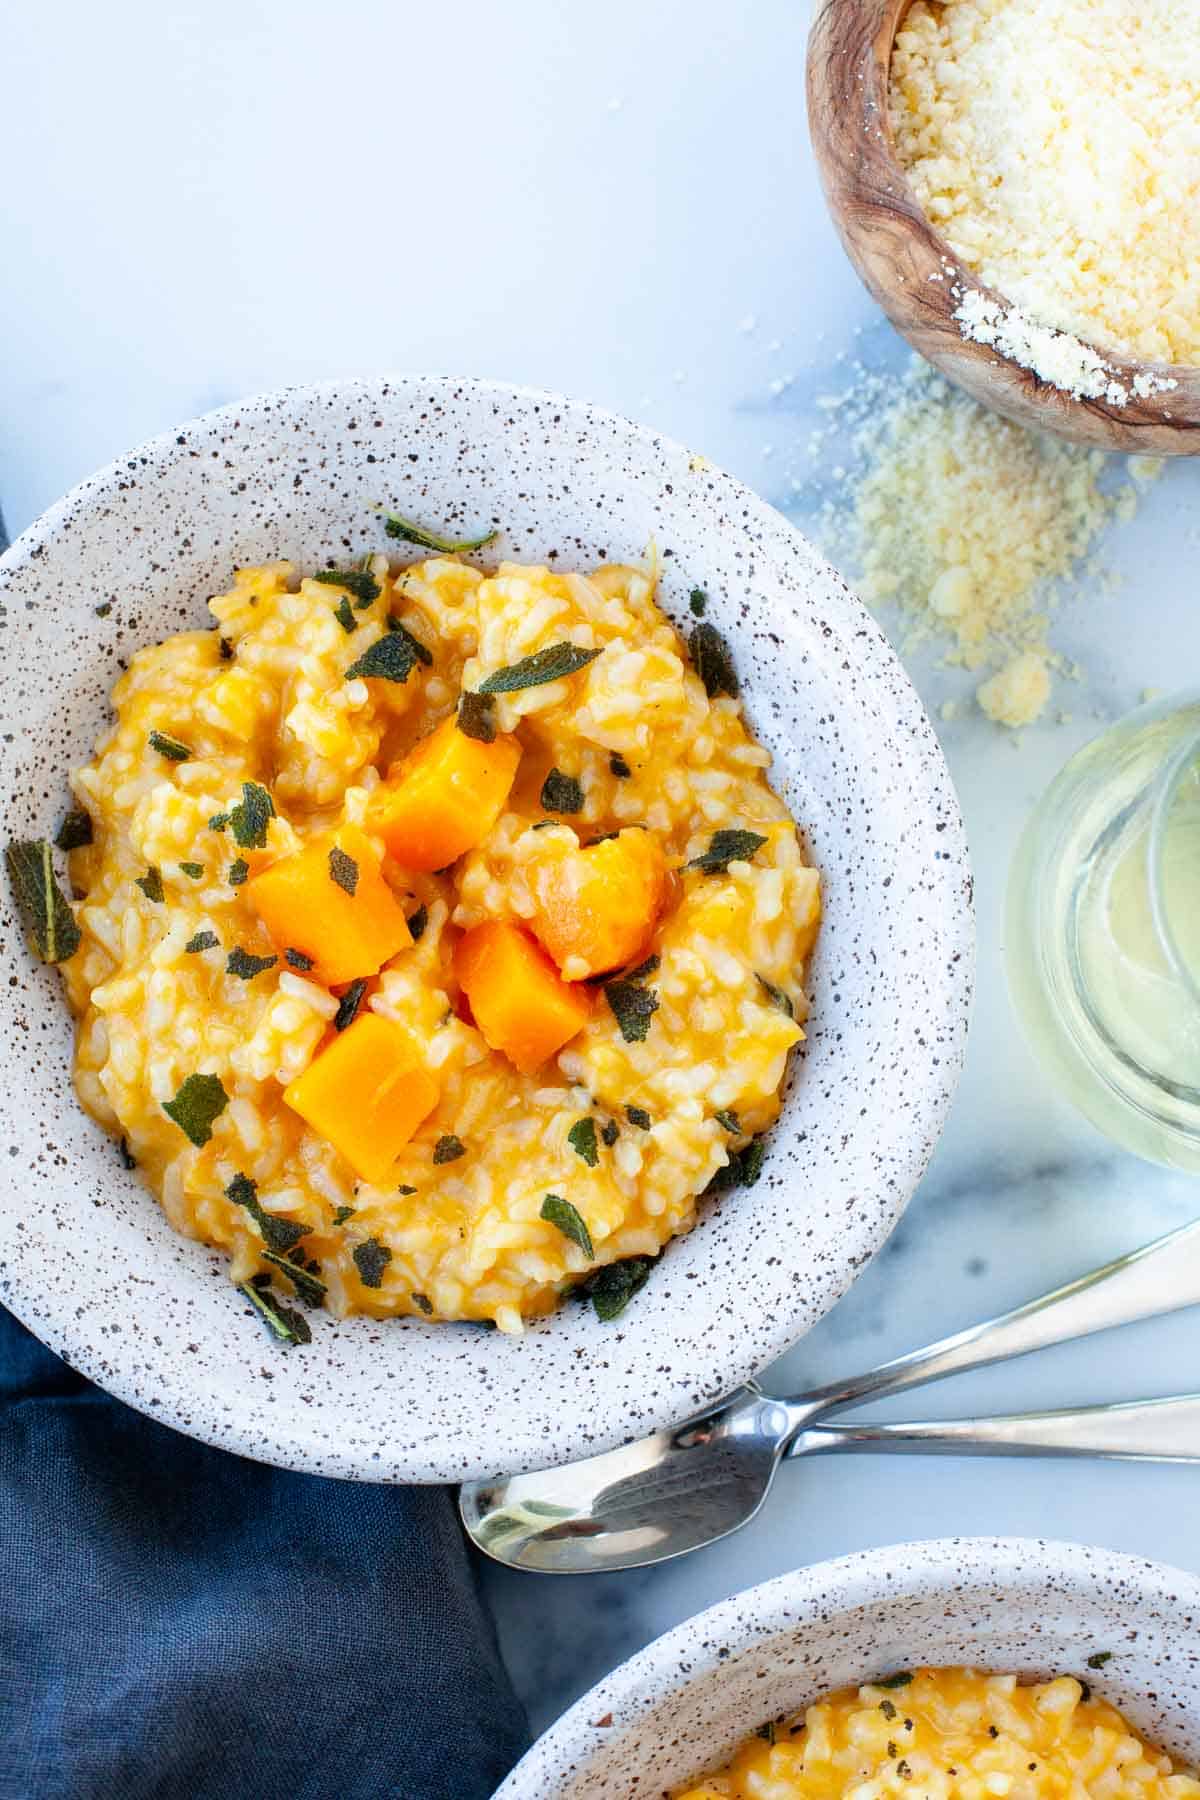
4,0,1200,1752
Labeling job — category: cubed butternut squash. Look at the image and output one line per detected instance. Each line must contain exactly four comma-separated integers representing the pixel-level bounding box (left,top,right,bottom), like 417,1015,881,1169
247,823,411,986
368,714,521,871
528,827,667,977
283,1012,438,1187
455,920,590,1073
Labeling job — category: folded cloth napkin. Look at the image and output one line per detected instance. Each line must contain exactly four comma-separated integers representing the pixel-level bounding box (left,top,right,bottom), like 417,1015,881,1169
0,1304,529,1799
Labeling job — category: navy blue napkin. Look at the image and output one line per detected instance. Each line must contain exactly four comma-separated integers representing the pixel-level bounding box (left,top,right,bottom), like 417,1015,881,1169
0,1304,529,1798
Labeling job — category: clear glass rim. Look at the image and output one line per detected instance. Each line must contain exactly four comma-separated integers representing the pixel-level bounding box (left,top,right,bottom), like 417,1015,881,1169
1148,701,1200,1015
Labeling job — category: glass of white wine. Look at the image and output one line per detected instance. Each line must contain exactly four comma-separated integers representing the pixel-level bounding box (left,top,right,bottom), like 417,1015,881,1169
1007,692,1200,1169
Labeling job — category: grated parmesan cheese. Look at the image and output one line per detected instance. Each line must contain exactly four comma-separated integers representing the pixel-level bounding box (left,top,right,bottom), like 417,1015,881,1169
808,357,1160,727
890,0,1200,369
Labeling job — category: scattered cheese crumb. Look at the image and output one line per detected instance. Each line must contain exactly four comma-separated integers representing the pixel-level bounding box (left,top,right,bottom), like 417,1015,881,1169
890,0,1200,367
976,652,1051,729
809,357,1159,726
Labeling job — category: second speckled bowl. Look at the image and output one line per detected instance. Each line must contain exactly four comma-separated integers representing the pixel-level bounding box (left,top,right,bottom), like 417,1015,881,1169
0,377,972,1482
497,1538,1200,1797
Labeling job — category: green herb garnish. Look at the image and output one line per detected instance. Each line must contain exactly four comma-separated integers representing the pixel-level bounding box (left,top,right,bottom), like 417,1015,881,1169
714,1108,739,1132
226,947,277,981
240,1277,311,1345
540,768,584,814
406,903,428,942
689,589,708,617
396,1185,417,1196
432,1134,465,1165
756,1722,776,1745
687,829,767,873
262,1247,326,1306
1086,1652,1113,1670
285,947,314,970
567,1118,599,1167
604,977,659,1043
689,621,739,698
148,730,192,762
333,596,357,634
478,643,602,694
582,1254,656,1322
353,1237,393,1288
163,1072,229,1146
456,691,496,742
6,839,81,963
136,867,165,903
876,1673,913,1690
328,846,359,896
384,618,434,664
411,1291,434,1315
710,1136,768,1192
313,567,381,605
380,509,497,554
229,781,275,849
227,858,249,887
609,752,631,778
540,1194,594,1258
185,930,219,953
179,861,205,880
625,1105,651,1131
209,813,229,832
334,978,367,1032
332,1205,355,1226
346,629,429,684
625,953,660,981
226,1172,308,1254
54,810,93,851
756,973,794,1018
600,1118,619,1147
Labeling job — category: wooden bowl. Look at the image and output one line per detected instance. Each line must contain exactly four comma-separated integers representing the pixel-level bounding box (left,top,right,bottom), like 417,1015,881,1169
807,0,1200,455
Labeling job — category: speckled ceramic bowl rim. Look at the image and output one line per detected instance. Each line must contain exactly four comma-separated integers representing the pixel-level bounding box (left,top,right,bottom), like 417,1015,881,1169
0,376,973,1481
496,1536,1200,1797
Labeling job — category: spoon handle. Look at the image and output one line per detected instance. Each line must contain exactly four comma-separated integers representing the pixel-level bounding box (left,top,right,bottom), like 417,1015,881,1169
799,1393,1200,1462
785,1216,1200,1427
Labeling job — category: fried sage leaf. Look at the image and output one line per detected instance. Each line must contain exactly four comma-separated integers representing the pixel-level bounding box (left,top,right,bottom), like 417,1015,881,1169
6,840,81,963
567,1117,599,1167
148,730,192,762
687,829,767,873
346,629,429,685
262,1248,326,1307
582,1254,656,1322
135,867,165,903
540,768,584,814
478,643,601,694
313,567,381,605
54,810,94,852
226,1172,308,1255
328,847,359,896
226,947,277,981
540,1194,594,1258
353,1237,393,1288
240,1277,311,1346
229,781,275,850
688,621,739,699
456,691,496,742
333,977,367,1032
604,978,659,1044
432,1134,465,1165
163,1072,229,1147
380,510,497,554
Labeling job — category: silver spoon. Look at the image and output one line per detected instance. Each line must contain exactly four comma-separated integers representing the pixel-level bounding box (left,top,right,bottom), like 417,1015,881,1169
462,1216,1200,1573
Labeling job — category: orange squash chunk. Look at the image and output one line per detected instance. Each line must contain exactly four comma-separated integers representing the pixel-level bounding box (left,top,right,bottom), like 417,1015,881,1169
529,828,667,977
369,714,521,872
283,1013,438,1187
455,920,591,1073
247,823,411,986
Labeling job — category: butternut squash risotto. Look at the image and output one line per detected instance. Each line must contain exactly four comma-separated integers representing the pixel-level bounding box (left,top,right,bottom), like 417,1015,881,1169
11,526,819,1342
676,1667,1199,1800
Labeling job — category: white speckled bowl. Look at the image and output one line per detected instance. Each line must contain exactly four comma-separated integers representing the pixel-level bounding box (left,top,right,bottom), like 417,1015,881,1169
497,1538,1200,1797
0,378,972,1482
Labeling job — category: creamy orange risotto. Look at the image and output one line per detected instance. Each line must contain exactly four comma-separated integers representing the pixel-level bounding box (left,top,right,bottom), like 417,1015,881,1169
11,525,819,1344
676,1667,1198,1800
